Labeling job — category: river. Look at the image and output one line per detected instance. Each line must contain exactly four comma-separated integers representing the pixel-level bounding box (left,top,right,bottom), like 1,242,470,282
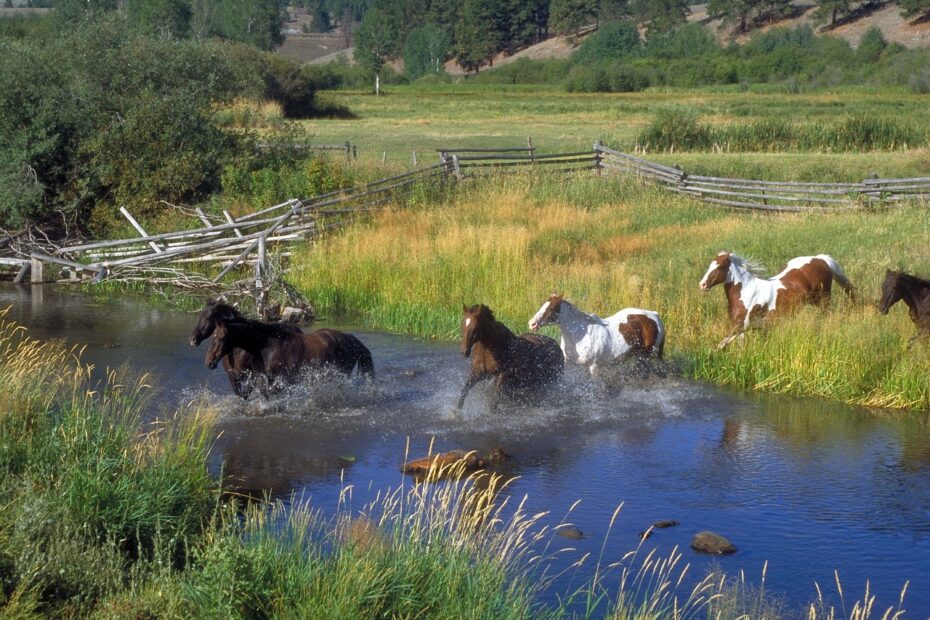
5,283,930,616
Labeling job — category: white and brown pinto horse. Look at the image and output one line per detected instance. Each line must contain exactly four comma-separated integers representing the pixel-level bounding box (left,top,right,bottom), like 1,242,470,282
699,251,854,348
528,294,665,378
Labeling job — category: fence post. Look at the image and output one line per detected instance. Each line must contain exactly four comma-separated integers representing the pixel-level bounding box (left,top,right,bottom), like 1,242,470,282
256,235,266,290
594,139,602,175
527,137,534,163
30,256,44,284
345,141,351,162
412,150,417,167
452,155,462,179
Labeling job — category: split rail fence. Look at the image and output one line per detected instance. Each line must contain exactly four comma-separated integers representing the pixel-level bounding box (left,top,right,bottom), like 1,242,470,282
5,143,930,293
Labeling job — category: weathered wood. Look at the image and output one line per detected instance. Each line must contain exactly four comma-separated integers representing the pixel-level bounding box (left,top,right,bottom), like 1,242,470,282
14,262,30,283
30,257,43,283
119,206,163,253
223,210,243,237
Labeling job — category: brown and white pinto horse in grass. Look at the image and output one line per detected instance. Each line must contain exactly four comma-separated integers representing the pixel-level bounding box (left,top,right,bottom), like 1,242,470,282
528,294,665,379
699,251,854,349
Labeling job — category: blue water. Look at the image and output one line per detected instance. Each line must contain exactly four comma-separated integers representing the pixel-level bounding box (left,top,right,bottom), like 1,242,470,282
5,284,930,617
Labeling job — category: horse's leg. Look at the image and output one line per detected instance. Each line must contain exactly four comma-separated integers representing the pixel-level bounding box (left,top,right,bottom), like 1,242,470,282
718,330,743,350
488,373,506,413
457,373,487,410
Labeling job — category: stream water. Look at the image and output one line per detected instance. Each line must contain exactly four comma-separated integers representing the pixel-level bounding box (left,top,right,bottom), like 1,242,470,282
5,284,930,617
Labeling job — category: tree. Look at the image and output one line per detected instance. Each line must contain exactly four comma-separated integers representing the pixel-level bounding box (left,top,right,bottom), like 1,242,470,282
630,0,689,36
548,0,597,35
354,7,399,93
454,0,499,72
212,0,284,50
856,25,886,62
312,5,332,32
899,0,930,20
403,23,450,78
126,0,192,38
706,0,757,33
54,0,118,24
598,0,630,22
815,0,853,27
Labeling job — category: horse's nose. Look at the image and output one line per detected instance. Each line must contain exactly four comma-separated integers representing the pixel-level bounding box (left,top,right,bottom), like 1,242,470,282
699,282,707,291
190,337,198,346
529,320,538,331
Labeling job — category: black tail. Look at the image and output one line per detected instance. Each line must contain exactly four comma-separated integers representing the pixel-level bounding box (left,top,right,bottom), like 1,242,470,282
348,335,375,379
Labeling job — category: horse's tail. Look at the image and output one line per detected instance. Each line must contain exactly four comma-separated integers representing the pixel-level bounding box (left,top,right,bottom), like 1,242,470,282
353,339,375,379
819,254,855,298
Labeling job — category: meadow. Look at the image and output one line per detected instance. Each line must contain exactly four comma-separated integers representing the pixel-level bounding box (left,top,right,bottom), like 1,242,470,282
289,172,930,410
308,85,930,180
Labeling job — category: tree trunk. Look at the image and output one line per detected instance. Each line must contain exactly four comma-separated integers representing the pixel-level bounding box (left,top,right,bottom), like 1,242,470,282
375,72,381,96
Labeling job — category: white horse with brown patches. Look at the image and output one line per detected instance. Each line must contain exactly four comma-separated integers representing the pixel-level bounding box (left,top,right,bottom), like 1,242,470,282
528,294,665,379
699,251,854,349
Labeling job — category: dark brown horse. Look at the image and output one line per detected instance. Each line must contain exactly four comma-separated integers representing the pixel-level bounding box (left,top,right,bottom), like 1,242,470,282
206,320,308,392
192,300,374,398
458,304,563,412
879,269,930,340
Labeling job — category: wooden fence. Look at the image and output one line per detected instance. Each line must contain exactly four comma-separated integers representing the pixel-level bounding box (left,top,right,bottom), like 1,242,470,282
6,142,930,291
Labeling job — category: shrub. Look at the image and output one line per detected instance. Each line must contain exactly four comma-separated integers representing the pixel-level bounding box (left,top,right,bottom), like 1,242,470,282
636,109,714,151
573,20,641,65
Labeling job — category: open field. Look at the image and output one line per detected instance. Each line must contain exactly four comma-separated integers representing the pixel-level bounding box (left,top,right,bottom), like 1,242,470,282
307,85,930,180
290,173,930,410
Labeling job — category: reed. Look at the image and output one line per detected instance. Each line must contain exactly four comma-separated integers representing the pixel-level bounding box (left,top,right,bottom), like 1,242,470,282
290,172,930,410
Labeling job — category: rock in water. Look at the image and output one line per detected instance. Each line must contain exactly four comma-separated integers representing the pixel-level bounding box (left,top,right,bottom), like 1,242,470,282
652,520,679,529
555,525,585,540
691,531,737,555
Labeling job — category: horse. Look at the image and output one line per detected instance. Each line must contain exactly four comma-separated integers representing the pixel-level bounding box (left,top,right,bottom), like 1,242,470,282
699,251,855,348
458,304,564,412
192,299,375,398
879,269,930,341
206,320,308,393
190,300,289,398
528,293,665,378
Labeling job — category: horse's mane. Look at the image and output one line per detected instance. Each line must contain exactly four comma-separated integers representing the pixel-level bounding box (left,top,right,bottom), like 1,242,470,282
225,318,302,339
728,254,767,277
897,271,930,288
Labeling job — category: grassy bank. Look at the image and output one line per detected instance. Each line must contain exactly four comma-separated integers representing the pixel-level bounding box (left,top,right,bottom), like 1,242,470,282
0,311,912,618
290,173,930,410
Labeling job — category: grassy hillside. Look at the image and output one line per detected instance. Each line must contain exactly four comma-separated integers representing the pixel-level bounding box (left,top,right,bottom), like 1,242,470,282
290,173,930,410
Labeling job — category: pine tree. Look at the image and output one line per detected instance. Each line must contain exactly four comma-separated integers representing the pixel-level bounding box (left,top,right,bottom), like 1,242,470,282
549,0,598,35
630,0,689,36
454,0,499,72
899,0,930,20
706,0,757,33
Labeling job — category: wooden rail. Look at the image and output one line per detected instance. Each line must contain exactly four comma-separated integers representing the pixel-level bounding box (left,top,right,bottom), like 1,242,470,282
8,140,930,291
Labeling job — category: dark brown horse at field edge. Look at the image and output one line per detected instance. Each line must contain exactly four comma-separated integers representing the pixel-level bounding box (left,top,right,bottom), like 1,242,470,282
191,300,374,398
879,269,930,342
458,304,564,413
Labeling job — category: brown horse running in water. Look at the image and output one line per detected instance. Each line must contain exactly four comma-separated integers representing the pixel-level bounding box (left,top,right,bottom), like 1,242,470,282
458,304,563,413
879,269,930,342
192,300,374,398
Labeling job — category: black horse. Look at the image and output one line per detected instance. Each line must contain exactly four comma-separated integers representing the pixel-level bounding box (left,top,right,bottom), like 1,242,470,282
879,269,930,341
192,300,375,398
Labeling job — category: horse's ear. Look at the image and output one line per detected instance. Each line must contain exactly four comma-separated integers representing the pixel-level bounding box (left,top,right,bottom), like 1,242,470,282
217,295,227,304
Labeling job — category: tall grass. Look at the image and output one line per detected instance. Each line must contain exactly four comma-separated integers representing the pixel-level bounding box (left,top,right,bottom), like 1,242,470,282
637,110,930,153
290,173,930,410
0,311,915,616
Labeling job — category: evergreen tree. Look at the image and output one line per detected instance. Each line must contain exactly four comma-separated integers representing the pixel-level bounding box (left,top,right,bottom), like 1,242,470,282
126,0,192,37
706,0,757,33
815,0,853,27
454,0,499,72
598,0,630,22
899,0,930,19
312,5,332,32
630,0,689,36
549,0,597,35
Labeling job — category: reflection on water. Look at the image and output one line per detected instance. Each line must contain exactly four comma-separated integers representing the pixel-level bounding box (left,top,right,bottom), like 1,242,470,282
6,284,930,615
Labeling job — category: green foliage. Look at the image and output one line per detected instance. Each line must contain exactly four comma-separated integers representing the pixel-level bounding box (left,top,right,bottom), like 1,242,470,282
404,23,451,78
548,0,597,34
126,0,192,37
221,155,354,209
573,20,640,64
455,0,502,72
636,109,930,152
355,6,401,82
630,0,690,36
899,0,930,19
856,26,887,63
815,0,854,27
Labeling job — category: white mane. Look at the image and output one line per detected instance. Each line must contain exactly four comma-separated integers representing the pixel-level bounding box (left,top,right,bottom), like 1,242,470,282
727,253,767,277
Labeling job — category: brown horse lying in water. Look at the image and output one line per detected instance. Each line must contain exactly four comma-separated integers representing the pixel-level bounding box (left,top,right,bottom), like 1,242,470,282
458,304,563,412
192,300,374,398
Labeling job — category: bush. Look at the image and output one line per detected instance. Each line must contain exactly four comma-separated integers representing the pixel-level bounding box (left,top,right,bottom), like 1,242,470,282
573,20,641,65
636,109,714,151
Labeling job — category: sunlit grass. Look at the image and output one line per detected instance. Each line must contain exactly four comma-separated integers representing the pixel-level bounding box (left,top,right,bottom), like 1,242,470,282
290,172,930,409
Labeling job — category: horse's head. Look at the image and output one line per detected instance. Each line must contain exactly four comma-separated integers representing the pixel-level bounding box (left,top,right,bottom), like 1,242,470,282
205,322,231,369
878,269,902,315
699,251,732,291
461,304,492,357
190,299,240,346
528,292,563,331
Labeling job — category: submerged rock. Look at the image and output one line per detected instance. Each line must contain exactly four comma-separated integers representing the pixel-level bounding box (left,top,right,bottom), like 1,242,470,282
555,525,585,540
691,531,737,555
652,520,679,529
401,447,509,477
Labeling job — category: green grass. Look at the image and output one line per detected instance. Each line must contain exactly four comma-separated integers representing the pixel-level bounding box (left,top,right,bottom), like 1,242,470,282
0,309,913,618
289,172,930,410
305,85,930,181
